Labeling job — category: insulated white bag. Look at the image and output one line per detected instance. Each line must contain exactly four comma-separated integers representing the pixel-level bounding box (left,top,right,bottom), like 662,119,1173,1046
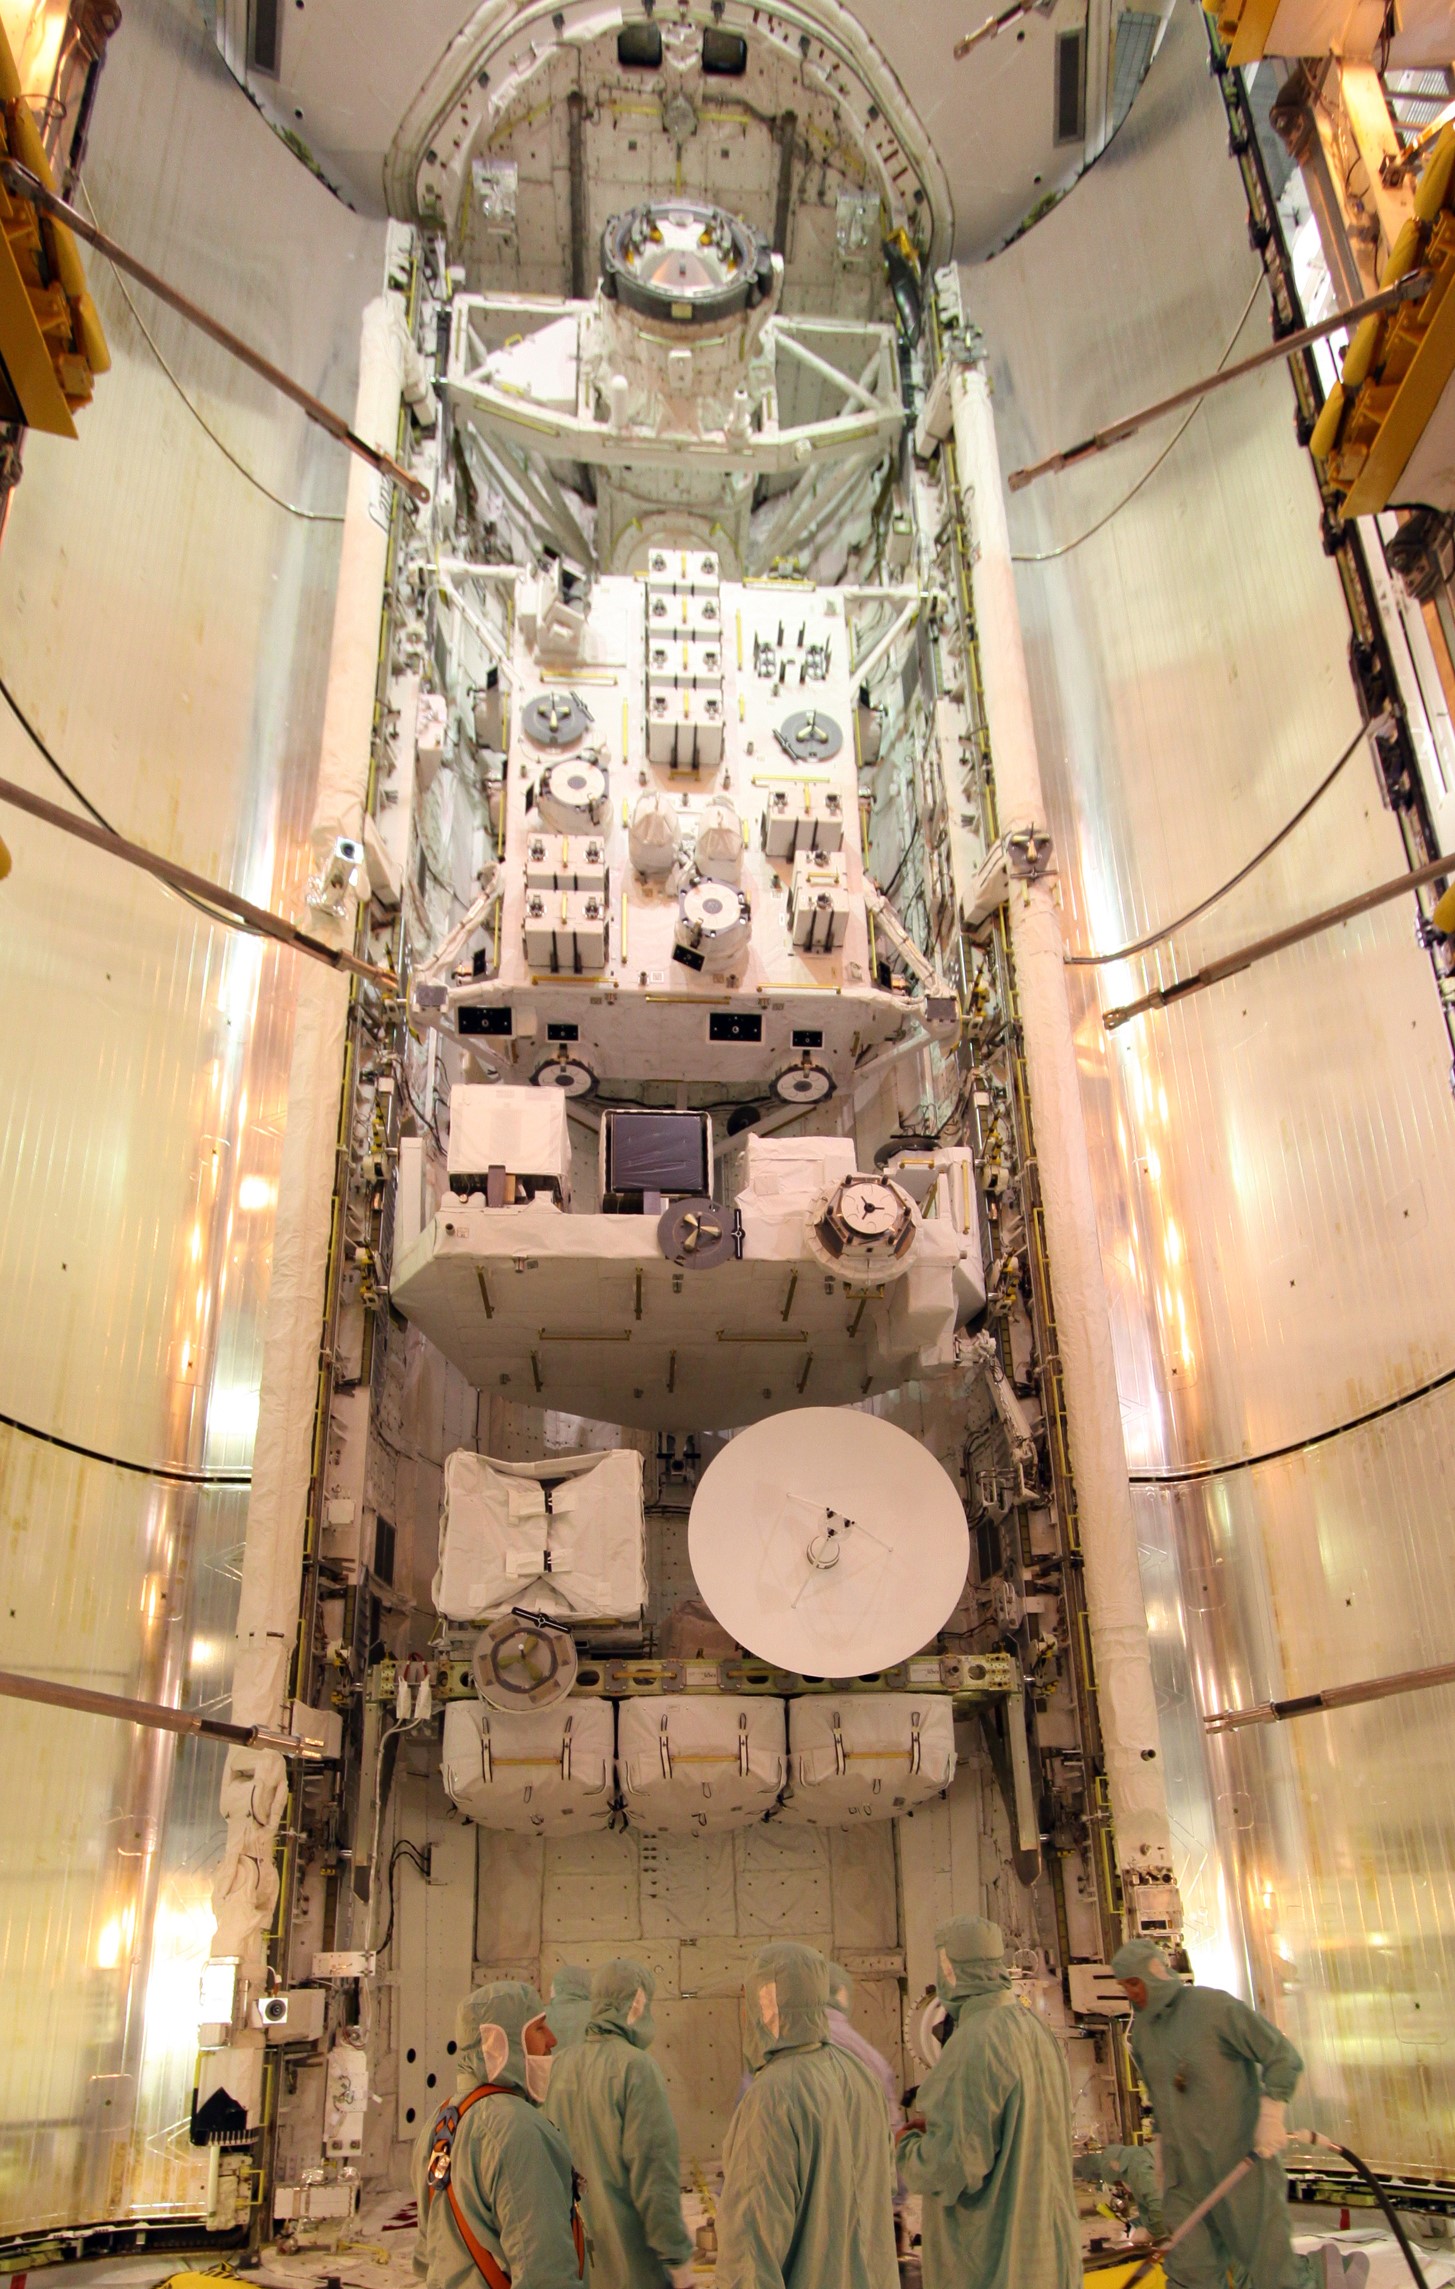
441,1698,615,1834
777,1694,955,1822
617,1696,786,1832
435,1448,646,1621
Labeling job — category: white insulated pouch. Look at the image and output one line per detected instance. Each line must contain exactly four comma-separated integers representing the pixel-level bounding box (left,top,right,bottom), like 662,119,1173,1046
617,1696,786,1832
441,1698,615,1834
777,1693,955,1822
435,1447,646,1621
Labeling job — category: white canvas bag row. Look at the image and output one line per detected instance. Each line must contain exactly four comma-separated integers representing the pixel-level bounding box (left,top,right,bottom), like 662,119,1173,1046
441,1698,615,1834
777,1693,956,1822
617,1696,786,1832
434,1447,646,1622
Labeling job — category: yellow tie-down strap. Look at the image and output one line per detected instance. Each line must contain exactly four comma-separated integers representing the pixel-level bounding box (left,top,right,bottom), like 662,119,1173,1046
0,19,109,439
1310,125,1455,517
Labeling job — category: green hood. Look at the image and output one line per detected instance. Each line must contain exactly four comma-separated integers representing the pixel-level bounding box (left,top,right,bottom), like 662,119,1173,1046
1110,1939,1182,2021
587,1956,657,2049
826,1960,854,2012
456,1978,545,2096
750,1942,829,2059
934,1917,1011,2020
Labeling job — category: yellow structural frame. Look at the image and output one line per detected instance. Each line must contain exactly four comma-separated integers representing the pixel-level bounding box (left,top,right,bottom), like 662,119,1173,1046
0,16,108,439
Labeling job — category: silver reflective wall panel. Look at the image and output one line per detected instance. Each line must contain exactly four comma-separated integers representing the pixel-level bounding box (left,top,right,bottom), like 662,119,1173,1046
971,3,1455,2168
0,0,383,2231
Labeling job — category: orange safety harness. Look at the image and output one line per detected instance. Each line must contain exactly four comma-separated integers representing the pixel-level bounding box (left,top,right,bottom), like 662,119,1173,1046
425,2083,585,2289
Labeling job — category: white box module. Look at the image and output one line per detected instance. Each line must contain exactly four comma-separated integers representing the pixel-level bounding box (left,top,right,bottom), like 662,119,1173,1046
447,1085,571,1200
524,833,608,892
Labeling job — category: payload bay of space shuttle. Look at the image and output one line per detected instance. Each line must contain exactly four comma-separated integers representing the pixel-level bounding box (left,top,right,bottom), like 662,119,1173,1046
1,0,1454,2278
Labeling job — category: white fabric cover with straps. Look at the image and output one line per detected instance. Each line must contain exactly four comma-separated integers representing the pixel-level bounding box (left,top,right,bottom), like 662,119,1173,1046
435,1447,646,1622
777,1693,955,1822
441,1698,616,1834
617,1695,787,1832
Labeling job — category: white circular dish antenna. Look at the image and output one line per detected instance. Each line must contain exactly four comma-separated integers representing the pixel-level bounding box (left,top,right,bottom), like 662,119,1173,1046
688,1408,969,1675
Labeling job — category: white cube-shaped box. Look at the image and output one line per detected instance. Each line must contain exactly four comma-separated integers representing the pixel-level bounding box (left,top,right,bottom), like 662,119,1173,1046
777,1694,956,1823
523,889,609,971
789,850,851,951
446,1084,570,1200
618,1696,786,1831
646,585,721,637
442,1699,616,1835
645,636,723,688
524,833,608,893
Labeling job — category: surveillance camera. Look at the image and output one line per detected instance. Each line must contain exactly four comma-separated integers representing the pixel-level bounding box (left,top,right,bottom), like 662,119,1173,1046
257,1995,290,2026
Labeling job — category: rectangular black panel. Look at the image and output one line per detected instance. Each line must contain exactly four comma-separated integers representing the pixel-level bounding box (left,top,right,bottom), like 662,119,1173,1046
249,0,281,75
709,1011,763,1044
617,21,663,66
791,1028,824,1049
458,1005,512,1037
606,1112,709,1197
547,1022,580,1042
1055,27,1086,144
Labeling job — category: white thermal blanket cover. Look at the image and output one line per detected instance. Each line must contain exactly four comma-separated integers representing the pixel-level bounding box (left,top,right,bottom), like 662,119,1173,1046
777,1694,955,1822
617,1696,786,1832
442,1698,615,1834
435,1447,646,1620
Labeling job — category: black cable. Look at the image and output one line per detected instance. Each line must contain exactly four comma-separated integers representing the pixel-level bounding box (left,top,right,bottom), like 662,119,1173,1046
0,670,254,936
0,1404,252,1486
1128,1355,1455,1486
1311,2142,1429,2289
1064,719,1371,967
376,1839,429,1959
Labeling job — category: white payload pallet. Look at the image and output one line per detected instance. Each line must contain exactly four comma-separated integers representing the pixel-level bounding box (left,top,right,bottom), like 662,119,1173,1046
617,1696,786,1833
442,1699,616,1835
777,1694,956,1822
435,1448,647,1622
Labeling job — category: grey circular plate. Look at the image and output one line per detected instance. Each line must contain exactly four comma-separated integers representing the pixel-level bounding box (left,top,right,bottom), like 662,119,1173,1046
772,1061,834,1105
523,691,591,748
778,708,843,762
532,1055,597,1098
658,1195,737,1270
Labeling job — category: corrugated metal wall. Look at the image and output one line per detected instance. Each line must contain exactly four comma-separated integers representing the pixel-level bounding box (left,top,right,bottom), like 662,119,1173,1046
971,2,1455,2169
0,0,382,2231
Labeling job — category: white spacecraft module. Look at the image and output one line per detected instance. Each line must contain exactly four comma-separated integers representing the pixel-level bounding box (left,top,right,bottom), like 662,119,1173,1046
777,1695,956,1823
442,1699,615,1835
687,1408,970,1675
435,1449,646,1622
616,1696,787,1834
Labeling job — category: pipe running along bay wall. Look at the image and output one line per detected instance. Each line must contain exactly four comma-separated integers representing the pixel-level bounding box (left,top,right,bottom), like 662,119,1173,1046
210,293,405,1983
948,358,1179,1918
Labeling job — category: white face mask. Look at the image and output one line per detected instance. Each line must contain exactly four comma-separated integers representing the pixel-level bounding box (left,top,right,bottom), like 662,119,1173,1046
525,2053,554,2102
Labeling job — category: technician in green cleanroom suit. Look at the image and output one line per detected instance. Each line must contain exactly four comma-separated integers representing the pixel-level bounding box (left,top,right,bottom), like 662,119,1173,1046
413,1979,581,2289
546,1965,594,2051
1111,1939,1311,2289
1074,2142,1167,2239
544,1957,694,2289
717,1942,898,2289
896,1917,1080,2289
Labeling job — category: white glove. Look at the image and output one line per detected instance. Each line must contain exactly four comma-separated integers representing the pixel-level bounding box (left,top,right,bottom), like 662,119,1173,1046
669,2267,696,2288
1253,2097,1289,2158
